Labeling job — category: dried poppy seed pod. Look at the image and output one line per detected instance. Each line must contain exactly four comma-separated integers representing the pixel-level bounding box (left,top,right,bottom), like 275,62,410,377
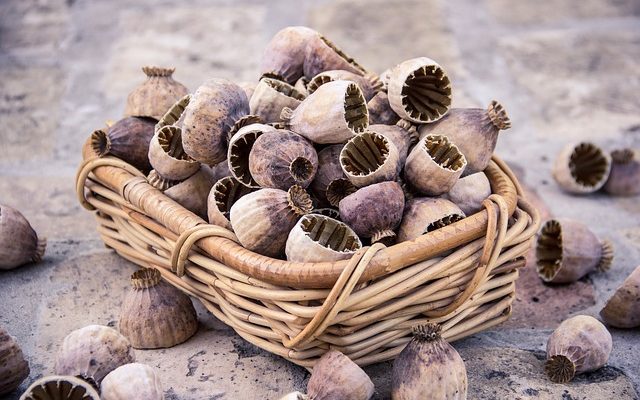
418,101,511,175
603,148,640,196
249,130,318,189
310,144,346,206
230,185,313,258
19,375,100,400
285,214,361,262
261,26,318,84
207,176,255,230
249,78,306,123
91,117,156,171
340,131,400,187
156,94,191,130
303,32,368,80
404,134,467,196
54,325,135,385
367,91,400,125
326,178,357,208
600,265,640,328
0,328,29,396
228,123,277,188
0,204,46,270
182,78,250,164
148,125,200,181
369,122,418,170
307,350,374,400
397,198,465,242
125,66,189,120
101,363,163,400
294,77,309,96
552,142,612,194
392,323,467,400
339,181,404,242
164,165,216,219
307,70,382,101
443,172,492,215
536,219,613,283
281,80,369,144
387,57,452,123
546,315,612,383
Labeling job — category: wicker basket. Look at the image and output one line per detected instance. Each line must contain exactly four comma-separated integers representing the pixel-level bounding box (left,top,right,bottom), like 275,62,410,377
75,141,540,368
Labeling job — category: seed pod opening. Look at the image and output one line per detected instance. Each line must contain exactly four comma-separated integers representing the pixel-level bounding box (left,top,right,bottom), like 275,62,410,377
303,33,368,80
443,172,492,215
19,375,100,400
398,198,465,242
125,66,189,120
326,178,357,207
0,328,29,396
0,204,46,270
285,214,361,262
310,144,346,206
147,169,180,191
307,70,382,101
552,142,611,194
156,94,191,131
249,78,306,123
307,350,374,400
148,125,200,181
207,176,255,230
228,123,277,188
600,265,640,328
91,117,156,172
603,148,640,196
340,131,400,187
101,363,163,400
367,91,400,125
261,26,318,84
369,122,417,170
164,166,216,219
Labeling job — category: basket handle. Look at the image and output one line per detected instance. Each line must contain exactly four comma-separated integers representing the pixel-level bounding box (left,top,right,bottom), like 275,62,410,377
170,224,239,277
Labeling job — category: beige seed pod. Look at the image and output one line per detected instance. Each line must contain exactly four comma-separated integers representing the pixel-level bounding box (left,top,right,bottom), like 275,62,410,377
91,117,156,171
101,363,163,400
546,315,612,383
148,125,200,181
552,142,612,194
404,135,467,196
303,32,368,80
156,94,191,131
125,66,189,120
228,123,278,188
238,81,258,101
443,172,492,216
294,76,309,96
0,328,29,396
600,265,640,328
54,325,135,385
603,148,640,196
369,121,418,170
230,185,313,258
307,350,374,400
387,57,452,123
249,78,305,123
207,176,255,230
281,80,368,144
0,204,46,270
397,198,465,243
310,144,346,206
164,165,216,219
340,131,400,187
307,70,382,101
19,376,100,400
367,91,400,125
536,219,613,283
285,214,361,262
261,26,318,84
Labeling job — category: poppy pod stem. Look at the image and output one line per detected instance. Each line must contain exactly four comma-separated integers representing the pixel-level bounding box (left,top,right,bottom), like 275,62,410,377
131,268,162,289
326,178,356,207
287,185,313,216
90,129,111,157
33,237,47,263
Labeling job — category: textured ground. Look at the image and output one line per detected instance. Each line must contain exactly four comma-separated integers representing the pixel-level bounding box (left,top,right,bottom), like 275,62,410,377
1,0,639,399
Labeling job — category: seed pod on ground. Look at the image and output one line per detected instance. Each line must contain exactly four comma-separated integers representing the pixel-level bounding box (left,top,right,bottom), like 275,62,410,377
391,323,467,400
207,176,255,230
367,91,400,125
249,78,306,123
307,70,382,101
0,204,46,270
442,172,492,215
552,142,611,194
310,144,346,206
535,218,613,283
148,125,200,181
303,32,368,80
0,328,29,396
164,165,216,219
228,123,277,188
125,66,189,120
285,214,361,262
101,363,163,400
307,350,374,400
369,121,418,170
261,26,318,84
398,198,465,242
340,131,399,187
19,376,100,400
545,315,612,383
600,265,640,328
91,117,156,171
603,148,640,196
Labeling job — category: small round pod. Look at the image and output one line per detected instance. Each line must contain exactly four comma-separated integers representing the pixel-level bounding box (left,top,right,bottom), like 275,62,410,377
0,204,46,270
391,323,467,400
260,26,318,84
0,328,29,396
249,78,306,123
603,148,640,196
307,70,382,101
91,117,156,171
339,181,405,243
230,185,313,258
367,91,400,125
285,214,361,262
101,363,163,400
294,76,309,96
397,198,465,242
303,32,368,80
148,125,200,181
552,142,612,194
340,131,400,187
207,176,255,230
228,123,277,188
369,121,418,170
442,172,492,216
164,165,216,219
19,376,100,400
307,350,374,400
125,66,189,120
54,325,135,385
281,80,369,144
600,265,640,328
249,130,319,190
535,218,613,284
417,100,511,175
404,134,467,196
387,57,452,124
545,315,612,383
310,144,346,206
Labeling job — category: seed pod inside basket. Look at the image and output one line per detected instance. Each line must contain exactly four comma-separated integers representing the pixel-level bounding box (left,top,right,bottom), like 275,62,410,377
535,218,613,284
285,214,362,262
417,100,511,175
101,363,163,400
603,148,640,196
249,77,306,123
0,204,46,270
207,176,255,230
367,91,400,125
228,123,277,188
369,121,418,170
303,32,368,80
397,198,465,242
148,125,200,181
0,328,29,396
307,350,375,400
230,185,313,258
443,172,492,216
404,134,467,196
19,375,100,400
339,181,404,243
307,70,382,101
545,315,612,383
281,80,369,144
340,131,400,187
91,116,156,171
125,66,189,120
294,76,309,96
310,144,347,206
164,165,216,219
261,26,318,84
392,324,467,400
326,178,357,208
600,265,640,328
119,268,198,349
387,57,452,123
552,142,612,194
249,129,318,190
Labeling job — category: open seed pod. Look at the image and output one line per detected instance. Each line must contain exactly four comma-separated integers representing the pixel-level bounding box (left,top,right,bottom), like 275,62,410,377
392,324,467,400
156,94,191,131
326,178,357,208
249,130,318,189
552,142,612,194
545,315,612,383
340,131,400,187
54,325,135,385
228,123,277,188
397,198,465,242
164,165,216,219
181,78,250,165
19,376,100,400
307,350,374,400
369,122,418,170
339,181,404,242
148,125,200,181
285,214,361,262
0,328,29,396
230,185,313,258
125,66,189,120
307,70,382,101
101,363,163,400
310,144,346,206
387,57,452,123
404,134,467,196
294,77,309,96
281,80,368,144
417,100,511,174
603,148,640,196
367,91,400,125
207,176,255,230
91,117,156,171
443,172,492,216
249,78,306,123
600,265,640,328
261,26,318,84
303,32,368,80
536,218,613,283
0,204,46,270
